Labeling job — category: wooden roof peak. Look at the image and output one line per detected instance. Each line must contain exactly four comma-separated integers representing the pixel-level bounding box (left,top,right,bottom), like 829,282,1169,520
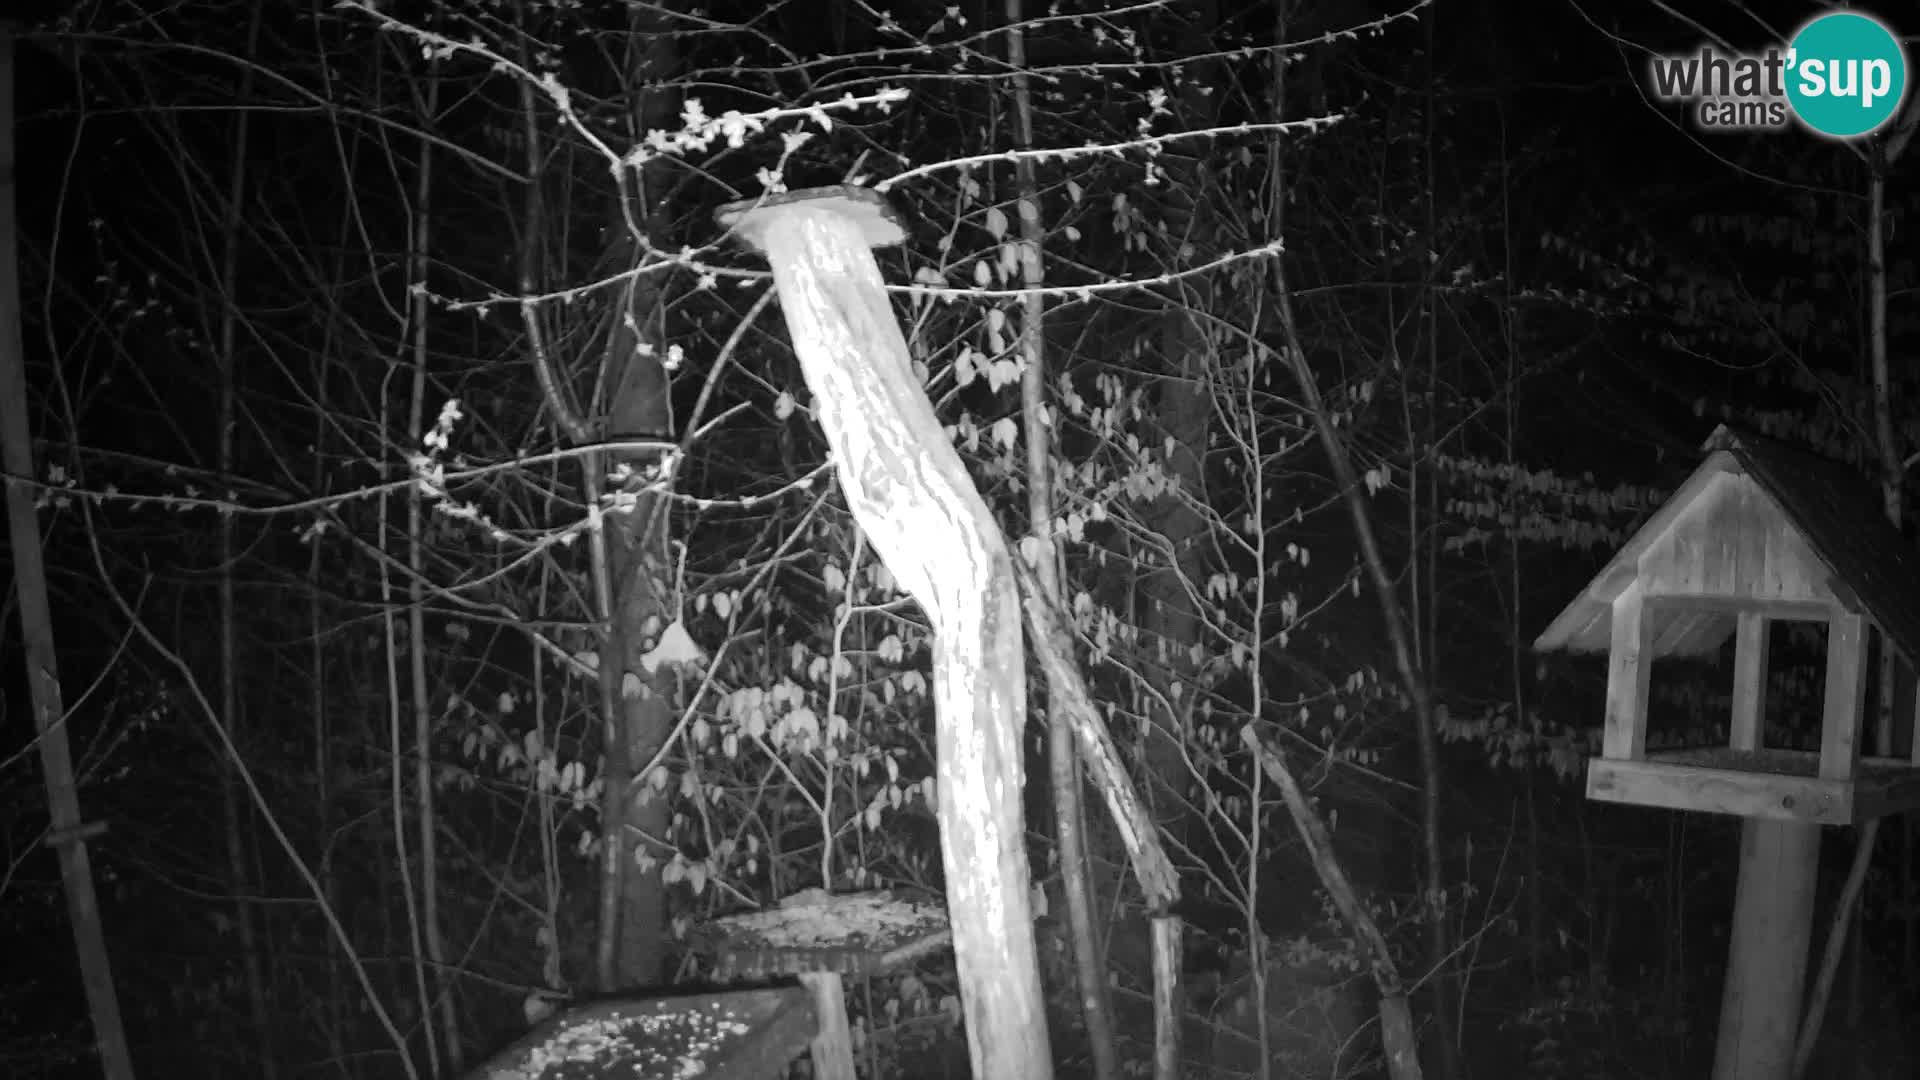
1534,424,1920,665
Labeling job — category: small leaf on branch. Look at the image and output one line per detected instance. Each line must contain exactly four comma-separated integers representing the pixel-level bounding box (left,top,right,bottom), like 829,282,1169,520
992,416,1018,450
1018,534,1043,567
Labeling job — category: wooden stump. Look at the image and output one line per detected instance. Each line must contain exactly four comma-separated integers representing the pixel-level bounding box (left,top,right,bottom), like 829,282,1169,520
716,187,1053,1079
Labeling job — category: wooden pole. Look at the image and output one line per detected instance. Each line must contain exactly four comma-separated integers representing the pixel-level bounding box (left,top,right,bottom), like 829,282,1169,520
716,186,1052,1080
1713,818,1819,1080
0,23,138,1080
1711,607,1853,1079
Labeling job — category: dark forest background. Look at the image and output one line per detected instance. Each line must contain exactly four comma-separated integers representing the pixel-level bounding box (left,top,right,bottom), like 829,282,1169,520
3,0,1917,1078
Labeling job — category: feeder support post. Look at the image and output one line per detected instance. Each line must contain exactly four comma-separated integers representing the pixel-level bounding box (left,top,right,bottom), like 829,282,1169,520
1713,819,1818,1080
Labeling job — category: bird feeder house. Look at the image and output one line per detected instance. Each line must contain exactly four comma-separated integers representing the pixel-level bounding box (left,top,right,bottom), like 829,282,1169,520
1535,424,1920,1080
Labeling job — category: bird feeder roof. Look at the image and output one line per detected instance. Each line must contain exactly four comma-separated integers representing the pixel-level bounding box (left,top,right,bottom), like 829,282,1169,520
1534,424,1920,664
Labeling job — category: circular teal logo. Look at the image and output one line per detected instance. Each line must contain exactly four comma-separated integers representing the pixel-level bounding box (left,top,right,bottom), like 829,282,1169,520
1786,13,1907,138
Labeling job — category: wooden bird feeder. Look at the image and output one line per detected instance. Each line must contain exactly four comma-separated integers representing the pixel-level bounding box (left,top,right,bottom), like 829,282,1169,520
1535,424,1920,1080
690,889,951,1080
714,186,1052,1079
467,987,817,1080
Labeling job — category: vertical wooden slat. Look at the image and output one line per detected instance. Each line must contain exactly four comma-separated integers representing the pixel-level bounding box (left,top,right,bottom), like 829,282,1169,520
797,972,854,1079
1729,612,1769,752
1909,665,1920,766
1820,612,1867,781
1603,585,1653,760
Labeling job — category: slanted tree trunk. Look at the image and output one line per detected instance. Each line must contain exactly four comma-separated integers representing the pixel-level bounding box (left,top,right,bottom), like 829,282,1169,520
1242,728,1423,1080
0,23,136,1079
1268,5,1453,1074
719,187,1053,1080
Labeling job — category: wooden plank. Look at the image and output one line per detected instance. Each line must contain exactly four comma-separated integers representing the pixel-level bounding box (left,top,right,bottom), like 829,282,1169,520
1585,758,1853,824
1712,819,1820,1080
1535,454,1739,652
1641,594,1836,621
1913,673,1920,766
1730,612,1769,752
1820,613,1867,781
1637,471,1835,602
1603,585,1653,761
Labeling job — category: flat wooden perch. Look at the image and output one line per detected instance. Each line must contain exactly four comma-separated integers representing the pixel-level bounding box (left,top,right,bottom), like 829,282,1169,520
1587,748,1920,824
691,889,952,1080
468,988,815,1080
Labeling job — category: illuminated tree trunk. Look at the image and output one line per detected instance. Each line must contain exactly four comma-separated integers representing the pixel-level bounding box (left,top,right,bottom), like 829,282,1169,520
718,186,1053,1080
596,16,681,988
1002,1,1118,1075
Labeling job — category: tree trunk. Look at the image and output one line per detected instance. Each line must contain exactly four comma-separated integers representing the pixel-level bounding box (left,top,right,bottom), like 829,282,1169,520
1004,2,1119,1077
1267,6,1452,1072
1243,728,1423,1080
595,10,681,989
721,188,1053,1080
405,57,461,1069
1139,0,1219,848
213,3,275,1068
1795,100,1919,1076
0,23,137,1079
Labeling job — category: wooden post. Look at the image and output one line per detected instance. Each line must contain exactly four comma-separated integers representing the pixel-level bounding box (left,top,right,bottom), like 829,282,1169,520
1603,585,1652,760
1819,613,1866,780
716,187,1053,1079
1712,819,1819,1080
795,971,854,1079
1729,612,1768,752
